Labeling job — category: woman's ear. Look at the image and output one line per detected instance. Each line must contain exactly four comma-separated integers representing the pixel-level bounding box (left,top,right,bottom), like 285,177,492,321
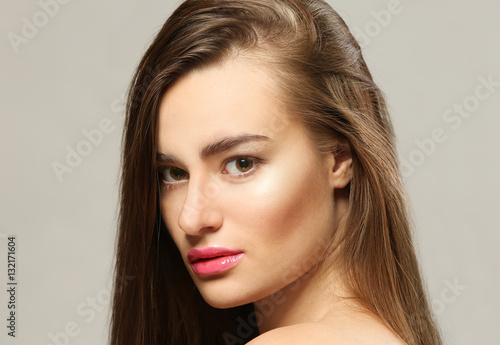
329,139,353,189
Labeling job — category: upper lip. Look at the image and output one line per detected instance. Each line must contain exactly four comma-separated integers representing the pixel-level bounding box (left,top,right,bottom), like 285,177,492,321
187,246,243,263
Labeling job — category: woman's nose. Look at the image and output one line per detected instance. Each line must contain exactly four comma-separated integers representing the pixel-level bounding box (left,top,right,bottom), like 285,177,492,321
177,177,223,236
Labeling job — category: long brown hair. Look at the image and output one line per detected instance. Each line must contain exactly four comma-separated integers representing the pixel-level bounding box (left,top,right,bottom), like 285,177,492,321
110,1,442,344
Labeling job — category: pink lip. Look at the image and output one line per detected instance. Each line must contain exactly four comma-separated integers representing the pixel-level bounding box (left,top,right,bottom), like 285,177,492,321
187,246,244,276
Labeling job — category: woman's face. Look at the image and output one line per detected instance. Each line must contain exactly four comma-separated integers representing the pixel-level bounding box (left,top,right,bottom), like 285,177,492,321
157,58,342,308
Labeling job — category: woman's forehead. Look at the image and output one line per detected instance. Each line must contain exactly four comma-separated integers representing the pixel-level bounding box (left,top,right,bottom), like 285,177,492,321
157,59,293,148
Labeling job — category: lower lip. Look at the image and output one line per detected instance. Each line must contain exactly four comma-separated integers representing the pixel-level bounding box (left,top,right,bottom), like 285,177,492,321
190,253,245,276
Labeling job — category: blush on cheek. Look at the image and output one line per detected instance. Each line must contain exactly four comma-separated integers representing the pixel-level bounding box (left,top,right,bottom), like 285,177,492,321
245,160,331,240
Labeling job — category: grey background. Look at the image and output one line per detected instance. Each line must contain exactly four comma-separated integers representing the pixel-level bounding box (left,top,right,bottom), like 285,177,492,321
0,0,498,344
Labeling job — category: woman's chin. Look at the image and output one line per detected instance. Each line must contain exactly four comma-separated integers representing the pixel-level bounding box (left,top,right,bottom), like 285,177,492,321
198,289,252,309
195,283,258,309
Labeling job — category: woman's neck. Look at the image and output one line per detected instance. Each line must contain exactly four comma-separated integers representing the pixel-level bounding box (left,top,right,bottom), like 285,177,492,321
253,258,350,334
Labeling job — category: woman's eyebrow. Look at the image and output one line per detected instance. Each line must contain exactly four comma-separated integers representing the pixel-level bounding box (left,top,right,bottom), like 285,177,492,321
200,134,271,158
156,152,182,165
156,134,271,165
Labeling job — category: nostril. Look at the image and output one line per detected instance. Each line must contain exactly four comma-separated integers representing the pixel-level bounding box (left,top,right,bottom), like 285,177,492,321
178,202,223,236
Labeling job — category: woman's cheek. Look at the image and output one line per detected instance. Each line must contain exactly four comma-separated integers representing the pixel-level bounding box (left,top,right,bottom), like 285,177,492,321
226,165,313,237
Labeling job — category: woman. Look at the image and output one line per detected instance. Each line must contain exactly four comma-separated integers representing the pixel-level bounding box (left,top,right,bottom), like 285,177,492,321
110,0,442,344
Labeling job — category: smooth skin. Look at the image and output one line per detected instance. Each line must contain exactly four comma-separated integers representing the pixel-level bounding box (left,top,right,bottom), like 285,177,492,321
157,56,405,344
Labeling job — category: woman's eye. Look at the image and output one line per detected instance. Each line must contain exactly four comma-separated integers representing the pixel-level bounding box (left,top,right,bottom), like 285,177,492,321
224,157,256,175
160,166,188,183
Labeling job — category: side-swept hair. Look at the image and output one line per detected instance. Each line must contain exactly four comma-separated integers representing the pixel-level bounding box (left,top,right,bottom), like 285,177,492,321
110,1,442,344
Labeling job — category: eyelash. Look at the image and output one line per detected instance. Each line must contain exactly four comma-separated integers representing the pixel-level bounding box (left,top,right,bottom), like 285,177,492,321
158,156,263,189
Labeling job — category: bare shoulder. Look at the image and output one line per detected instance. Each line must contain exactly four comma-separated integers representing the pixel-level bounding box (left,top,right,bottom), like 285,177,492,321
247,320,406,345
246,323,344,345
